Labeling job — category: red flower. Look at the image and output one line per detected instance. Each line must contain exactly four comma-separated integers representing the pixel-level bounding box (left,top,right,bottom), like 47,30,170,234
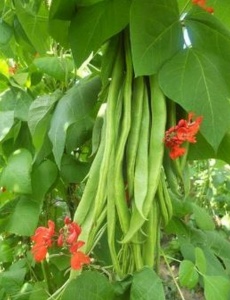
71,251,91,270
192,0,214,13
164,112,203,160
31,220,55,262
31,217,90,270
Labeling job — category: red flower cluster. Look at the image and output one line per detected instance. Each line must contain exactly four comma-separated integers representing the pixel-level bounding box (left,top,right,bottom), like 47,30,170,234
31,217,90,270
164,112,203,160
192,0,214,13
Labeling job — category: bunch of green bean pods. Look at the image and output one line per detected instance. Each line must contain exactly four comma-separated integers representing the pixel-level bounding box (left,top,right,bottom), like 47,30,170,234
72,33,173,278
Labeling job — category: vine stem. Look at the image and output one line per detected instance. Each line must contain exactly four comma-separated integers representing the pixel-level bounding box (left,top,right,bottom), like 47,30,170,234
161,251,186,300
47,279,70,300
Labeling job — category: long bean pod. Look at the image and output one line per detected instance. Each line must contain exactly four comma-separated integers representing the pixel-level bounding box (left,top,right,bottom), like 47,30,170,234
126,77,144,199
134,83,150,219
113,33,133,234
122,76,166,243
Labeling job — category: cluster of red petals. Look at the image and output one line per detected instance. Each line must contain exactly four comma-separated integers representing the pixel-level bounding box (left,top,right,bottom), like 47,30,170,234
192,0,214,13
31,217,90,270
57,217,90,270
164,113,203,160
31,220,55,262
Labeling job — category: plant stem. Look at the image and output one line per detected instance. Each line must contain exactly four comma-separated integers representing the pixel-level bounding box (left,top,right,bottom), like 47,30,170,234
161,251,186,300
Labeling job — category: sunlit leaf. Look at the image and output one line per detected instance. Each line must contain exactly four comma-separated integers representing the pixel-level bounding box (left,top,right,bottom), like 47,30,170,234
0,111,14,142
192,203,215,231
28,91,61,150
179,260,199,289
33,57,74,81
130,267,165,300
48,77,101,167
14,1,50,54
130,0,183,76
69,0,130,67
0,149,32,194
62,271,114,300
203,275,230,300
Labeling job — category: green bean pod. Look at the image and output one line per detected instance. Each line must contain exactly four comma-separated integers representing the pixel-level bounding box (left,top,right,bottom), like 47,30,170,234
113,34,133,234
122,76,166,243
93,41,124,221
134,83,150,219
126,77,145,200
142,200,160,267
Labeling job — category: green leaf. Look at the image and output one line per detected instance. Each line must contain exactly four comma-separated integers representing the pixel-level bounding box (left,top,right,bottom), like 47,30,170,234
28,91,61,150
0,241,14,263
195,247,207,274
0,149,32,194
69,0,130,67
48,77,101,167
0,268,27,296
0,21,13,45
29,282,48,300
179,260,199,289
33,57,74,81
48,19,70,49
0,111,14,142
202,0,230,30
6,196,40,236
61,271,114,300
49,0,76,20
159,47,230,151
31,160,58,202
14,1,50,54
0,87,33,121
130,0,183,76
130,267,165,300
192,203,215,231
203,275,230,300
60,155,90,183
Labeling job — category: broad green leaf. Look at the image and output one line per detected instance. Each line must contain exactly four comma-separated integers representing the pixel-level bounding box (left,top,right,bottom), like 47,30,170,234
206,0,230,30
0,111,14,141
31,160,58,202
0,268,26,296
130,0,183,76
203,275,230,300
179,260,199,289
29,282,49,300
60,154,90,183
0,149,32,194
202,247,227,276
28,91,61,150
49,77,101,167
14,1,50,54
205,231,230,261
69,0,130,67
49,0,76,20
6,196,40,236
130,267,165,300
0,21,13,45
76,0,106,6
188,131,230,164
0,87,33,121
195,247,207,274
159,47,230,151
61,271,114,300
66,119,94,153
192,203,215,231
0,241,14,262
33,57,74,81
48,19,70,49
